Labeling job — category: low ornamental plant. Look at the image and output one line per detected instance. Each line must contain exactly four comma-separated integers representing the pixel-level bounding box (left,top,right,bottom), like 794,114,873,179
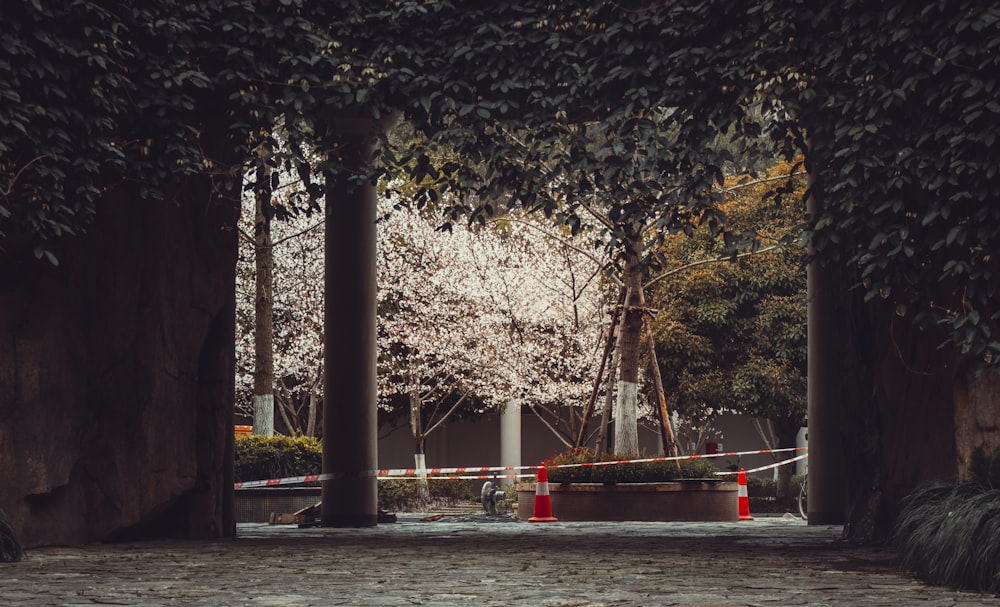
234,435,323,483
541,447,718,484
377,478,476,512
0,511,23,563
893,447,1000,594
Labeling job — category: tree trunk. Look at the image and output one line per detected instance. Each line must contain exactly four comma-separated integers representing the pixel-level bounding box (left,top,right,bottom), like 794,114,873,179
306,386,322,436
252,160,275,437
953,362,1000,479
409,390,430,499
274,387,297,435
828,284,958,542
413,452,430,501
577,286,626,448
614,242,644,456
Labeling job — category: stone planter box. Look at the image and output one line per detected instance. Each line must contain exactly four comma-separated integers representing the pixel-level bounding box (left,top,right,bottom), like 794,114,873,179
516,481,739,522
235,487,321,523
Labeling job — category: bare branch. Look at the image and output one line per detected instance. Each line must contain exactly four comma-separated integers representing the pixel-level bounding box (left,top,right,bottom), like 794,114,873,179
643,243,785,291
718,171,806,195
271,219,325,247
423,389,474,437
490,217,621,286
3,155,49,198
527,402,575,449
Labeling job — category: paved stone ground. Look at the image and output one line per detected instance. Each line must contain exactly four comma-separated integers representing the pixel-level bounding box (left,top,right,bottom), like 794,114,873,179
2,515,997,606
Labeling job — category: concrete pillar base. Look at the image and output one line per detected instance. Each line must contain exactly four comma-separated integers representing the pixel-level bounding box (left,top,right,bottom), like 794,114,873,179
808,511,845,525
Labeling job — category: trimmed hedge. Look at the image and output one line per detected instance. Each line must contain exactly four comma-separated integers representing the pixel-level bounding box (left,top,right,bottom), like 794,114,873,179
234,436,477,511
234,435,322,483
377,478,477,512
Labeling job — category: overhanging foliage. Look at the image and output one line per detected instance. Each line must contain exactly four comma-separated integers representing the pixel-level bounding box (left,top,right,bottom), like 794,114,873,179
2,0,998,361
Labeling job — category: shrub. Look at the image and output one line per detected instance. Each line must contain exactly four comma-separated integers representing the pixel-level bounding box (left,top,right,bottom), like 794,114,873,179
429,478,477,501
541,446,597,483
0,512,23,563
894,482,1000,594
968,446,1000,489
377,479,417,511
744,475,805,514
235,436,478,511
377,478,477,511
746,475,776,498
542,448,719,484
234,435,323,483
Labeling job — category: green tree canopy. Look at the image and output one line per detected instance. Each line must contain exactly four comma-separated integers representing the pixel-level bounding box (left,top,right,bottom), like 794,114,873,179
771,2,1000,361
649,160,807,428
3,1,998,358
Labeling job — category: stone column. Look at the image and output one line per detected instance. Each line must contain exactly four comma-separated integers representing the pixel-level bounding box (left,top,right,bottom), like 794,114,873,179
806,189,848,526
321,115,381,527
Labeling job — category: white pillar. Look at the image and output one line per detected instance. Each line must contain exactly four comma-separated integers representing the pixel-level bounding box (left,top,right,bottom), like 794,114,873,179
797,426,809,476
500,399,521,488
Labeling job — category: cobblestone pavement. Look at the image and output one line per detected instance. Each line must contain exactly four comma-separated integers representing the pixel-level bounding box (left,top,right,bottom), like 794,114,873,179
2,515,997,606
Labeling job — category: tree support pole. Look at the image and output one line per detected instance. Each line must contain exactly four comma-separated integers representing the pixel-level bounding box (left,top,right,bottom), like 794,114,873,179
321,114,383,527
576,286,626,448
595,312,625,455
638,288,680,460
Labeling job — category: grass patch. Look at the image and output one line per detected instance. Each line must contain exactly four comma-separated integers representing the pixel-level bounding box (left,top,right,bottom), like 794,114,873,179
0,513,23,562
894,446,1000,594
894,483,1000,594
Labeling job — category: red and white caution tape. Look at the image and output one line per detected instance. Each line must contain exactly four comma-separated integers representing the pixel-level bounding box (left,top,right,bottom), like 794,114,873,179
234,447,807,489
415,474,536,481
714,452,808,476
234,470,377,489
378,465,527,478
546,447,806,471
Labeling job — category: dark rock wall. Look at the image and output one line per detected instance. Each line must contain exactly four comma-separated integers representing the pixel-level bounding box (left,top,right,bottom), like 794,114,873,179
0,187,238,547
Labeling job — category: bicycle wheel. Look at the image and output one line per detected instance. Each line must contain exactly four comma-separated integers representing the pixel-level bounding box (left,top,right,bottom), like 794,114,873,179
798,474,808,520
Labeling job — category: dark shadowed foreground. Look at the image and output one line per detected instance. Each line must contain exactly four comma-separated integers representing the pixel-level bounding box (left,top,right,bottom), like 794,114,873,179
1,517,996,606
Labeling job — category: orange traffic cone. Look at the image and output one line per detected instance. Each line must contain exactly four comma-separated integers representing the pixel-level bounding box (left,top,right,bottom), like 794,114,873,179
528,465,558,523
737,468,754,521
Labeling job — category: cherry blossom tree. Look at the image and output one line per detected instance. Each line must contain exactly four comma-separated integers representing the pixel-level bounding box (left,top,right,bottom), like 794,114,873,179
476,118,789,458
482,218,612,447
376,189,610,481
237,162,611,458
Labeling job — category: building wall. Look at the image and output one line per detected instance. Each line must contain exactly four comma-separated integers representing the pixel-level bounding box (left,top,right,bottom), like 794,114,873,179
376,411,805,479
